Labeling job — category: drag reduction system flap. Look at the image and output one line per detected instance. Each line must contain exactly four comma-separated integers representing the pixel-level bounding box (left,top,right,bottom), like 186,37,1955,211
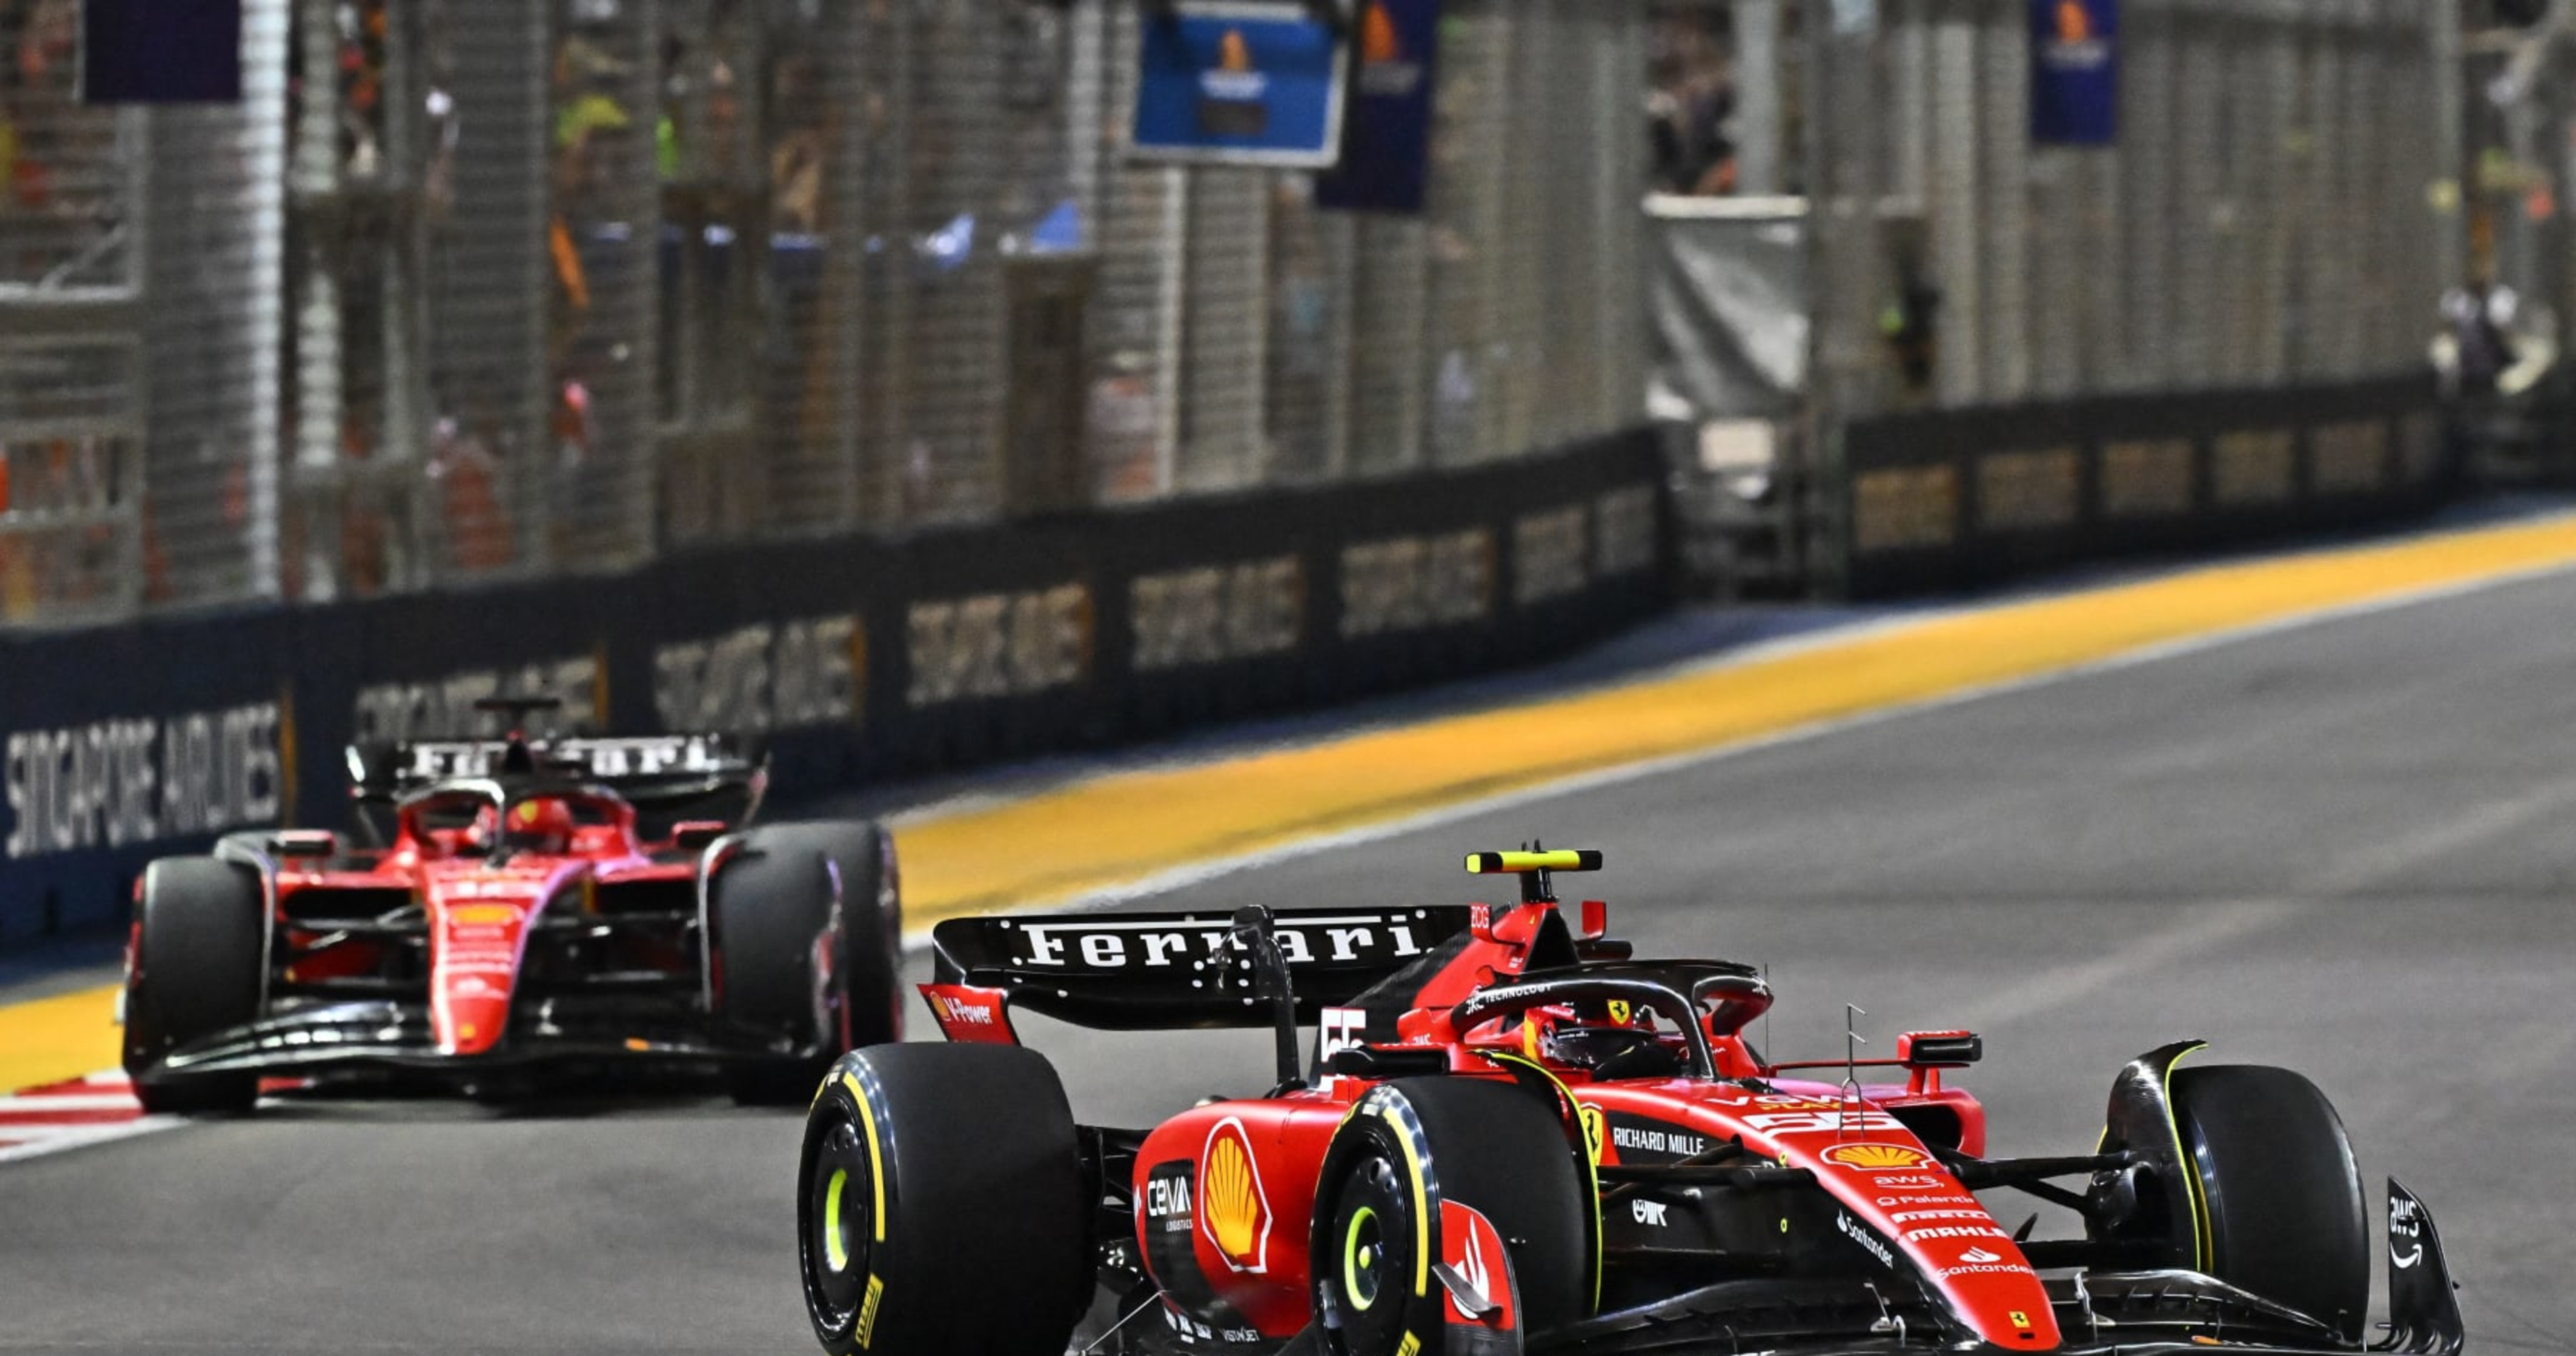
348,733,766,804
929,905,1474,1031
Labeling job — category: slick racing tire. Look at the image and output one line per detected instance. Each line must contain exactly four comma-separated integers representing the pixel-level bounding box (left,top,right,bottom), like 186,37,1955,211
1312,1078,1591,1356
713,821,903,1106
798,1044,1091,1356
2171,1064,2370,1343
122,858,266,1115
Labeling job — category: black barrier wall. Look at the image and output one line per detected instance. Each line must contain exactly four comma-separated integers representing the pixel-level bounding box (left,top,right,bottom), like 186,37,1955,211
1839,378,2448,599
0,433,1670,944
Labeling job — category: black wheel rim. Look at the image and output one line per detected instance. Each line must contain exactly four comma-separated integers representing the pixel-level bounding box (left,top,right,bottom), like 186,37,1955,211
803,1115,874,1330
1323,1149,1415,1355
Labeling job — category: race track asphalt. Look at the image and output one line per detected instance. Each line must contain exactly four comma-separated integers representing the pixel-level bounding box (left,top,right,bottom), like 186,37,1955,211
5,569,2575,1354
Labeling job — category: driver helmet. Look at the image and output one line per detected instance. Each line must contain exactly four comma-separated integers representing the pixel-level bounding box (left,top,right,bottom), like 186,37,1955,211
1537,999,1683,1080
504,797,577,854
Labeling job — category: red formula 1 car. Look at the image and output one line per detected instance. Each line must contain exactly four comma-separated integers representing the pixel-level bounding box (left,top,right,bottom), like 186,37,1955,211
794,850,2466,1356
121,704,902,1113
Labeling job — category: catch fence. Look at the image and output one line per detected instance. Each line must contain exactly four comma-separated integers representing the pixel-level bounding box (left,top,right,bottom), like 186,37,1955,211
0,0,1650,627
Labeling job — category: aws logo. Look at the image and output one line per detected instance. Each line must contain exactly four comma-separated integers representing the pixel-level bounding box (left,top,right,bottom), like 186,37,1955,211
1200,1118,1273,1272
1356,3,1426,98
1202,28,1268,100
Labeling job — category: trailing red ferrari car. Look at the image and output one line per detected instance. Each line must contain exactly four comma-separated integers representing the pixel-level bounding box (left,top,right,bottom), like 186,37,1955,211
795,850,2466,1356
121,701,902,1113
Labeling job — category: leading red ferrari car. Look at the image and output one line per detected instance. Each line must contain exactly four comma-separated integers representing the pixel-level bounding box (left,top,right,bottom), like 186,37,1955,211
794,850,2465,1356
121,703,902,1112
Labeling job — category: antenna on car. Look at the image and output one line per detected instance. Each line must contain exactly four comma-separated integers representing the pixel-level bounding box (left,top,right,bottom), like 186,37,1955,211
1840,1003,1868,1140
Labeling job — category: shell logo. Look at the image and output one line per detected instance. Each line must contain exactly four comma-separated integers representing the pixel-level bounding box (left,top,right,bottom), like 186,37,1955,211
1200,1118,1272,1273
1823,1142,1934,1170
1218,29,1255,74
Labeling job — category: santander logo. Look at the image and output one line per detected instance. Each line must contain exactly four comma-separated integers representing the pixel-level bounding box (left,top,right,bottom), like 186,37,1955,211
1960,1246,2002,1264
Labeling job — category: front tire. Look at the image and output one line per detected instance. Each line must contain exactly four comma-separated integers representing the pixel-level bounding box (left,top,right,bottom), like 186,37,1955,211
2171,1064,2369,1342
122,858,266,1115
1312,1078,1591,1356
798,1044,1091,1356
713,821,902,1106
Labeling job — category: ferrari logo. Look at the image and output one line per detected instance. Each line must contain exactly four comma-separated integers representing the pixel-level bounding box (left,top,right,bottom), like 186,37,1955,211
1579,1106,1605,1163
2009,1310,2031,1330
1607,999,1632,1025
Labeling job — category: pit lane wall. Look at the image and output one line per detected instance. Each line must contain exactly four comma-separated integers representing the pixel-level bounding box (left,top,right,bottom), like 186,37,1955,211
0,434,1668,944
1838,378,2449,599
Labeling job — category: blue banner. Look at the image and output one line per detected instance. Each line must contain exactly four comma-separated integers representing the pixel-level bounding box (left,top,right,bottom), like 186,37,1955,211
81,0,242,104
1132,4,1348,167
2030,0,2117,146
1317,0,1441,215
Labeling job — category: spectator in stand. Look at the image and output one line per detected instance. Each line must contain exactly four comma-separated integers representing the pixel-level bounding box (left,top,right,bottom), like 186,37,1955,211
1648,11,1738,196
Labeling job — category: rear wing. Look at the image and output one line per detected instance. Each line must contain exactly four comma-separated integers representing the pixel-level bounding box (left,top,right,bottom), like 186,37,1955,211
348,733,765,803
926,906,1474,1036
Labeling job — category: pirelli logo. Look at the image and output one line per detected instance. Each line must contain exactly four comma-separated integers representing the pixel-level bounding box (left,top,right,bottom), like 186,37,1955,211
857,1273,885,1348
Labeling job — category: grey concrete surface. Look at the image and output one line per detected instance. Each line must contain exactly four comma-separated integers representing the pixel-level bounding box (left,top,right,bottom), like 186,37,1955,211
5,568,2576,1353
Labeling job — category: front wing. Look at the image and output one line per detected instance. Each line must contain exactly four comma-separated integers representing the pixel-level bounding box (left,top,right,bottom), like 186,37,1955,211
141,999,814,1081
1522,1180,2463,1356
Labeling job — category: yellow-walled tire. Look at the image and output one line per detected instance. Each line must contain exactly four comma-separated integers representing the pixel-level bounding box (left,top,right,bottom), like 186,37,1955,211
1310,1078,1590,1356
797,1044,1090,1356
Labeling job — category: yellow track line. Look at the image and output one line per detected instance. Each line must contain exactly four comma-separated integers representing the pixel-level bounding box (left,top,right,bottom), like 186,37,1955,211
891,513,2576,918
11,511,2576,1094
0,986,121,1096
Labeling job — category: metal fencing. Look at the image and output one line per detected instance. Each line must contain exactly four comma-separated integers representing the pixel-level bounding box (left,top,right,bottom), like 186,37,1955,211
1653,0,2454,593
0,0,1649,629
1803,0,2452,506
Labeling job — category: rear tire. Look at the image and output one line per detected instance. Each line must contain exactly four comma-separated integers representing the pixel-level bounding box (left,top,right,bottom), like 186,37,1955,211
2171,1064,2369,1342
1312,1078,1591,1356
713,821,903,1106
797,1044,1091,1356
122,858,266,1115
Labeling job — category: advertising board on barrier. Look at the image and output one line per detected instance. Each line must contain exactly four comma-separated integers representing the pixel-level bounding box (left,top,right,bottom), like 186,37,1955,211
1132,3,1350,167
654,619,864,735
1840,378,2444,598
81,0,245,102
5,702,288,861
1316,0,1440,214
2031,0,2118,146
0,433,1668,944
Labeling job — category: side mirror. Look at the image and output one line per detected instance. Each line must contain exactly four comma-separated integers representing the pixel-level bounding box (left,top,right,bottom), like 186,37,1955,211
1897,1030,1982,1094
1897,1030,1983,1069
671,821,728,852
